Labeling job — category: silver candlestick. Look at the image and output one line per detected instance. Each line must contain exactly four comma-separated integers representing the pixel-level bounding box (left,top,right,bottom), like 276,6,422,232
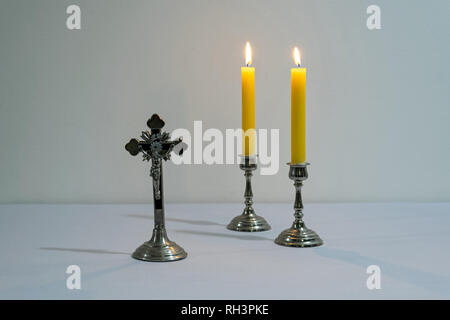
275,163,323,247
125,114,188,262
227,155,271,232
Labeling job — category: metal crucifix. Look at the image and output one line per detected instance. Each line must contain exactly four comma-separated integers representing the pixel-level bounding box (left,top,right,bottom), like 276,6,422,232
125,114,187,262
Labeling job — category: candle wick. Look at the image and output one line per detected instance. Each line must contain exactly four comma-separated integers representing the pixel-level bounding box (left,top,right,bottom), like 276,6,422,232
297,64,301,68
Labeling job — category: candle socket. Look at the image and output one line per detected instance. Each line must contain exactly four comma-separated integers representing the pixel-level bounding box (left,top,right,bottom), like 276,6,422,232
125,114,188,262
227,155,271,232
275,163,323,247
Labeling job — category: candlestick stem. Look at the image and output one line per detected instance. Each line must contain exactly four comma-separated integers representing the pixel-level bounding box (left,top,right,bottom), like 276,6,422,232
293,179,304,228
243,163,255,215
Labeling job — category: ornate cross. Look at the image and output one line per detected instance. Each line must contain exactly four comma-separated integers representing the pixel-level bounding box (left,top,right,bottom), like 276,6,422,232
125,114,188,262
125,114,185,199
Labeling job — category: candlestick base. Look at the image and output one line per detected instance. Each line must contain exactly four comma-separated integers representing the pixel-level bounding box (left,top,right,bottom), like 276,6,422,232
227,211,271,232
275,222,323,247
275,162,323,248
132,227,187,262
227,155,271,232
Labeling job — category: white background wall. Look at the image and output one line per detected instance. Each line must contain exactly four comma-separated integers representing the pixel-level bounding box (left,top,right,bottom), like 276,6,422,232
1,0,449,203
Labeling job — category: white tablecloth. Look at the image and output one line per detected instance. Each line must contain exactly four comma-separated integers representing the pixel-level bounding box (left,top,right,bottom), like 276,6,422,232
0,203,449,299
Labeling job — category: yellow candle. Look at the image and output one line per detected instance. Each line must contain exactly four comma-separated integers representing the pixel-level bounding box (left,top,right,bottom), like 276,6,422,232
242,42,255,156
291,47,306,164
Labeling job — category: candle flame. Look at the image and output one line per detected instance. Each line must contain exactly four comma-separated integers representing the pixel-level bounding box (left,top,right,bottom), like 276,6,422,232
245,42,252,66
294,47,301,67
